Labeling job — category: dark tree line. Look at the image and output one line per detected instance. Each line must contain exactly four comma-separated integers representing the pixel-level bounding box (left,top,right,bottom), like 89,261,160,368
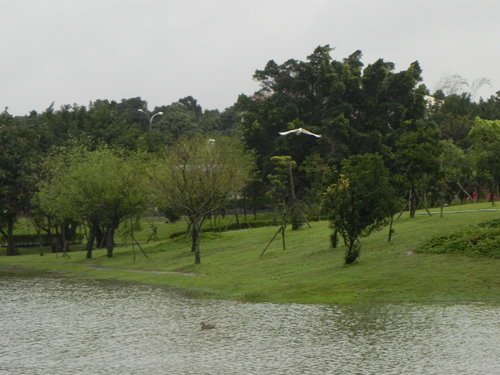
0,97,241,256
236,46,500,215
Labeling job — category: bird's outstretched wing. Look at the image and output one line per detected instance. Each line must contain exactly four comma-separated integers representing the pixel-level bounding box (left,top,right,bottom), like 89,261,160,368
279,127,322,138
278,129,298,136
299,128,322,138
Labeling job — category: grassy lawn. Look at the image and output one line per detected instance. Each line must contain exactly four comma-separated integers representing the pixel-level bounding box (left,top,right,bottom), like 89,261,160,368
1,202,499,305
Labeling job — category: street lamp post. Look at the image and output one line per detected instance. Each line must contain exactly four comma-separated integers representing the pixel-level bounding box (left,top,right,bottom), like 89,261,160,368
138,109,163,132
138,109,163,151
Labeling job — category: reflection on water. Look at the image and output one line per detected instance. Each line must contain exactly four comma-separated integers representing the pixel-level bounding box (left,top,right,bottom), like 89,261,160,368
0,277,499,374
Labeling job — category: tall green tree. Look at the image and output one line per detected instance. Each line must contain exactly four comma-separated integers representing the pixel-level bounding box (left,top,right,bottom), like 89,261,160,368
435,140,473,207
300,153,337,217
86,99,143,150
152,97,207,149
469,117,500,204
151,135,254,264
0,112,39,255
36,143,150,257
323,154,396,264
478,91,500,120
33,142,84,254
237,46,427,209
391,120,442,217
429,93,477,149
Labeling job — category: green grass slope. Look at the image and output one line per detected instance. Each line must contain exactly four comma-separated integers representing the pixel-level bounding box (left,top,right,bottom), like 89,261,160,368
1,203,499,305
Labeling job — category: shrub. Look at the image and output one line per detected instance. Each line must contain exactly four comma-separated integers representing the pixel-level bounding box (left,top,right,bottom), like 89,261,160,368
417,219,500,258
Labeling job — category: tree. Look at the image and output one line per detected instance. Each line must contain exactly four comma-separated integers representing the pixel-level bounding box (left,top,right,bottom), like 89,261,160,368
434,140,473,210
152,100,202,148
266,155,303,231
430,93,477,149
469,118,500,205
85,149,148,257
151,135,254,264
478,91,500,120
436,73,491,99
237,46,428,211
36,143,150,257
300,153,337,218
0,112,38,255
323,154,396,264
86,99,144,150
391,120,442,217
34,144,81,254
260,156,298,256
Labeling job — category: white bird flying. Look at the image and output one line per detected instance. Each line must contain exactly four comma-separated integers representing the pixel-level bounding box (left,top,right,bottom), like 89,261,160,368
278,127,322,138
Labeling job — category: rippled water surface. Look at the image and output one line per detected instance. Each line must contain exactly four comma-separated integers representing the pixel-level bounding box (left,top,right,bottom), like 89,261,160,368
1,277,499,374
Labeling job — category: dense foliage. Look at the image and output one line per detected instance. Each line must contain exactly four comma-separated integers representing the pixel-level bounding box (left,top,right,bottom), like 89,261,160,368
35,143,149,257
0,111,39,255
150,135,254,264
1,45,500,263
418,219,500,258
323,154,396,263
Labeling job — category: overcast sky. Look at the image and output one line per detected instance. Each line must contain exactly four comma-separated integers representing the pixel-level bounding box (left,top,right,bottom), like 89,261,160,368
1,0,499,115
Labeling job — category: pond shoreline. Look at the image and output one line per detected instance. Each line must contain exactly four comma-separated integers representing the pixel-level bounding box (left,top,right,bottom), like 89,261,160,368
1,205,500,305
2,261,500,307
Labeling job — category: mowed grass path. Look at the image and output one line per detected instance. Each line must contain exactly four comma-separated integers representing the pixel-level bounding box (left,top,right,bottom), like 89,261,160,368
1,203,499,304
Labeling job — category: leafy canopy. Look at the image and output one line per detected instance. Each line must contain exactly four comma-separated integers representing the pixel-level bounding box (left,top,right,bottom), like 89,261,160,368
323,153,396,264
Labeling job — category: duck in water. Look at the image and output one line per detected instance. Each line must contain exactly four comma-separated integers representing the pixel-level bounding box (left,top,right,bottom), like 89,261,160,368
200,322,216,330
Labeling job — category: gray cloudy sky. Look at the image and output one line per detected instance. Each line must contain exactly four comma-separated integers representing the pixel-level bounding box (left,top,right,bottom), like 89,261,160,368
1,0,499,115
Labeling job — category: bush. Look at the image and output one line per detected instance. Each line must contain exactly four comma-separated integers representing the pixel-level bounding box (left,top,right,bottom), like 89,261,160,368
417,219,500,258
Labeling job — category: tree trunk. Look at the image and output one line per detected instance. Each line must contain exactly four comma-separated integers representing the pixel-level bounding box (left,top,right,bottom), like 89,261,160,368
49,229,58,253
86,228,95,259
96,225,105,248
86,220,98,259
243,196,247,220
423,187,428,211
331,229,338,248
281,224,286,251
62,224,70,254
409,187,417,218
53,226,63,253
106,224,117,258
344,237,360,264
491,181,497,206
67,222,76,243
36,227,44,255
496,177,499,205
5,217,19,256
45,219,56,253
191,220,201,264
86,229,94,258
387,215,394,242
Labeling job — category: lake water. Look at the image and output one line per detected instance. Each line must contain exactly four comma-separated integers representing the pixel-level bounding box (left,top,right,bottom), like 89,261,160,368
0,277,499,374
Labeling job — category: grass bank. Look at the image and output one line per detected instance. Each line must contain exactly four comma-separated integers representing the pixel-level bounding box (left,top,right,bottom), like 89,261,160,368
1,203,499,305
